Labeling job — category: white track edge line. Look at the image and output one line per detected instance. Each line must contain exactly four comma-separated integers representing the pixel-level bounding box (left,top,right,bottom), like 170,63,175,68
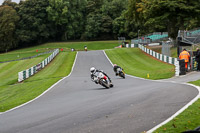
103,50,200,133
102,50,114,67
0,52,78,115
147,83,200,133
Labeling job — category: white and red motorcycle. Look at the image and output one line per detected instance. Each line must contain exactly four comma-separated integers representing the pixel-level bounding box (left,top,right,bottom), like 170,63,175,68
93,71,113,89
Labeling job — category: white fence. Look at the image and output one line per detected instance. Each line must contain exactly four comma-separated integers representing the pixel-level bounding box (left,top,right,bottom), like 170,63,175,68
138,44,179,76
18,49,59,82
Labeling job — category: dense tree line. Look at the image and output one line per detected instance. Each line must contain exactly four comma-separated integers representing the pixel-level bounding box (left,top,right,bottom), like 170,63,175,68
126,0,200,39
0,0,200,52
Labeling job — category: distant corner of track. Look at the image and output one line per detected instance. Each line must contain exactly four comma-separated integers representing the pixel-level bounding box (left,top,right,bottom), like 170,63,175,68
103,50,200,133
103,50,154,81
147,83,200,133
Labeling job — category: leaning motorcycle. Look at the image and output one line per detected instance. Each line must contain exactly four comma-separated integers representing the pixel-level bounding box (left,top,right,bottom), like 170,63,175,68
93,72,113,89
116,68,125,79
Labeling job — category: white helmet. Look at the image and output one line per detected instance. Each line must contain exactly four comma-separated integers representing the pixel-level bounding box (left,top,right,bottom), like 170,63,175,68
90,67,96,73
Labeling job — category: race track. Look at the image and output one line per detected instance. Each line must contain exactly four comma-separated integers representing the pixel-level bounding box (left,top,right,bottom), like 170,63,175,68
0,50,198,133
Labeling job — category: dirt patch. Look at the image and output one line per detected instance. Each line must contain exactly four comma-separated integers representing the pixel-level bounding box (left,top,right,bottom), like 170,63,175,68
146,45,162,49
146,45,162,53
141,50,174,66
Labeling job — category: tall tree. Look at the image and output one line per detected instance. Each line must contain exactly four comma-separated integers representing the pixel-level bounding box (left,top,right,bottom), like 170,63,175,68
86,0,104,14
125,0,149,38
82,0,104,40
65,0,86,40
2,0,18,9
83,0,128,40
47,0,86,40
101,0,128,19
100,15,113,39
83,13,102,39
134,0,200,38
112,11,126,38
101,0,128,39
0,5,19,52
46,0,69,40
16,0,52,46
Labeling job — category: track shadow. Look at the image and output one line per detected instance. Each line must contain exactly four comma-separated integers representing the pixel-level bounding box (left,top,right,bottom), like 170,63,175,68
91,87,111,90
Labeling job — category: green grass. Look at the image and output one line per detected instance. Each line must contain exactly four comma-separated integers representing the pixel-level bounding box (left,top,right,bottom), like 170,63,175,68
0,54,51,87
0,40,119,62
154,99,200,133
0,51,76,112
105,48,175,80
0,49,53,62
41,40,119,50
10,40,119,53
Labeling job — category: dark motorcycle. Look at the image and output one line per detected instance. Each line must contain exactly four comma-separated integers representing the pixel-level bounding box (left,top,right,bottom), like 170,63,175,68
116,68,125,79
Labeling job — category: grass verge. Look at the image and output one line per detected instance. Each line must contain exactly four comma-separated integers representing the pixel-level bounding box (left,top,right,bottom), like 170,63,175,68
105,48,175,80
0,40,119,62
10,40,119,53
0,54,51,87
154,80,200,133
0,51,76,112
146,46,178,58
0,49,53,62
41,40,119,51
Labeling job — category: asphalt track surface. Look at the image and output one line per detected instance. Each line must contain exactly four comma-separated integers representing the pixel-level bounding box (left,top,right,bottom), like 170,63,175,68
0,51,199,133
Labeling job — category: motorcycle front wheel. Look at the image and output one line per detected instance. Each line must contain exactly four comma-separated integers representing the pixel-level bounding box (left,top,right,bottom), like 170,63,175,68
119,72,125,79
99,79,110,89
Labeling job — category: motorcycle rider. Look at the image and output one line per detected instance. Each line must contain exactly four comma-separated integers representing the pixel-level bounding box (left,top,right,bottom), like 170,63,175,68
84,45,87,51
113,64,123,76
90,67,113,87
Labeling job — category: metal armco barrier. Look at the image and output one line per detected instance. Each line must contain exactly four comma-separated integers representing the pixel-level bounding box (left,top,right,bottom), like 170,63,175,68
18,49,59,82
138,44,179,76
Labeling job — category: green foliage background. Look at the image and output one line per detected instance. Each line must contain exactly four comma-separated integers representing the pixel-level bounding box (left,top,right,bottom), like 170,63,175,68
0,0,200,52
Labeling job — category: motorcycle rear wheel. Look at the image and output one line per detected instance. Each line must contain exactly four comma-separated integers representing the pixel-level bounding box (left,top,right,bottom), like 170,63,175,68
119,72,125,79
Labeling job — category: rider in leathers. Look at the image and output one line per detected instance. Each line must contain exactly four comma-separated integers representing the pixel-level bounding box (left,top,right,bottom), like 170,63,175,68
113,64,123,76
90,67,113,86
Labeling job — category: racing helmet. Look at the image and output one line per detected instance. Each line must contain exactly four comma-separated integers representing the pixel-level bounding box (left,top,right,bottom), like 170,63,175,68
90,67,96,73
